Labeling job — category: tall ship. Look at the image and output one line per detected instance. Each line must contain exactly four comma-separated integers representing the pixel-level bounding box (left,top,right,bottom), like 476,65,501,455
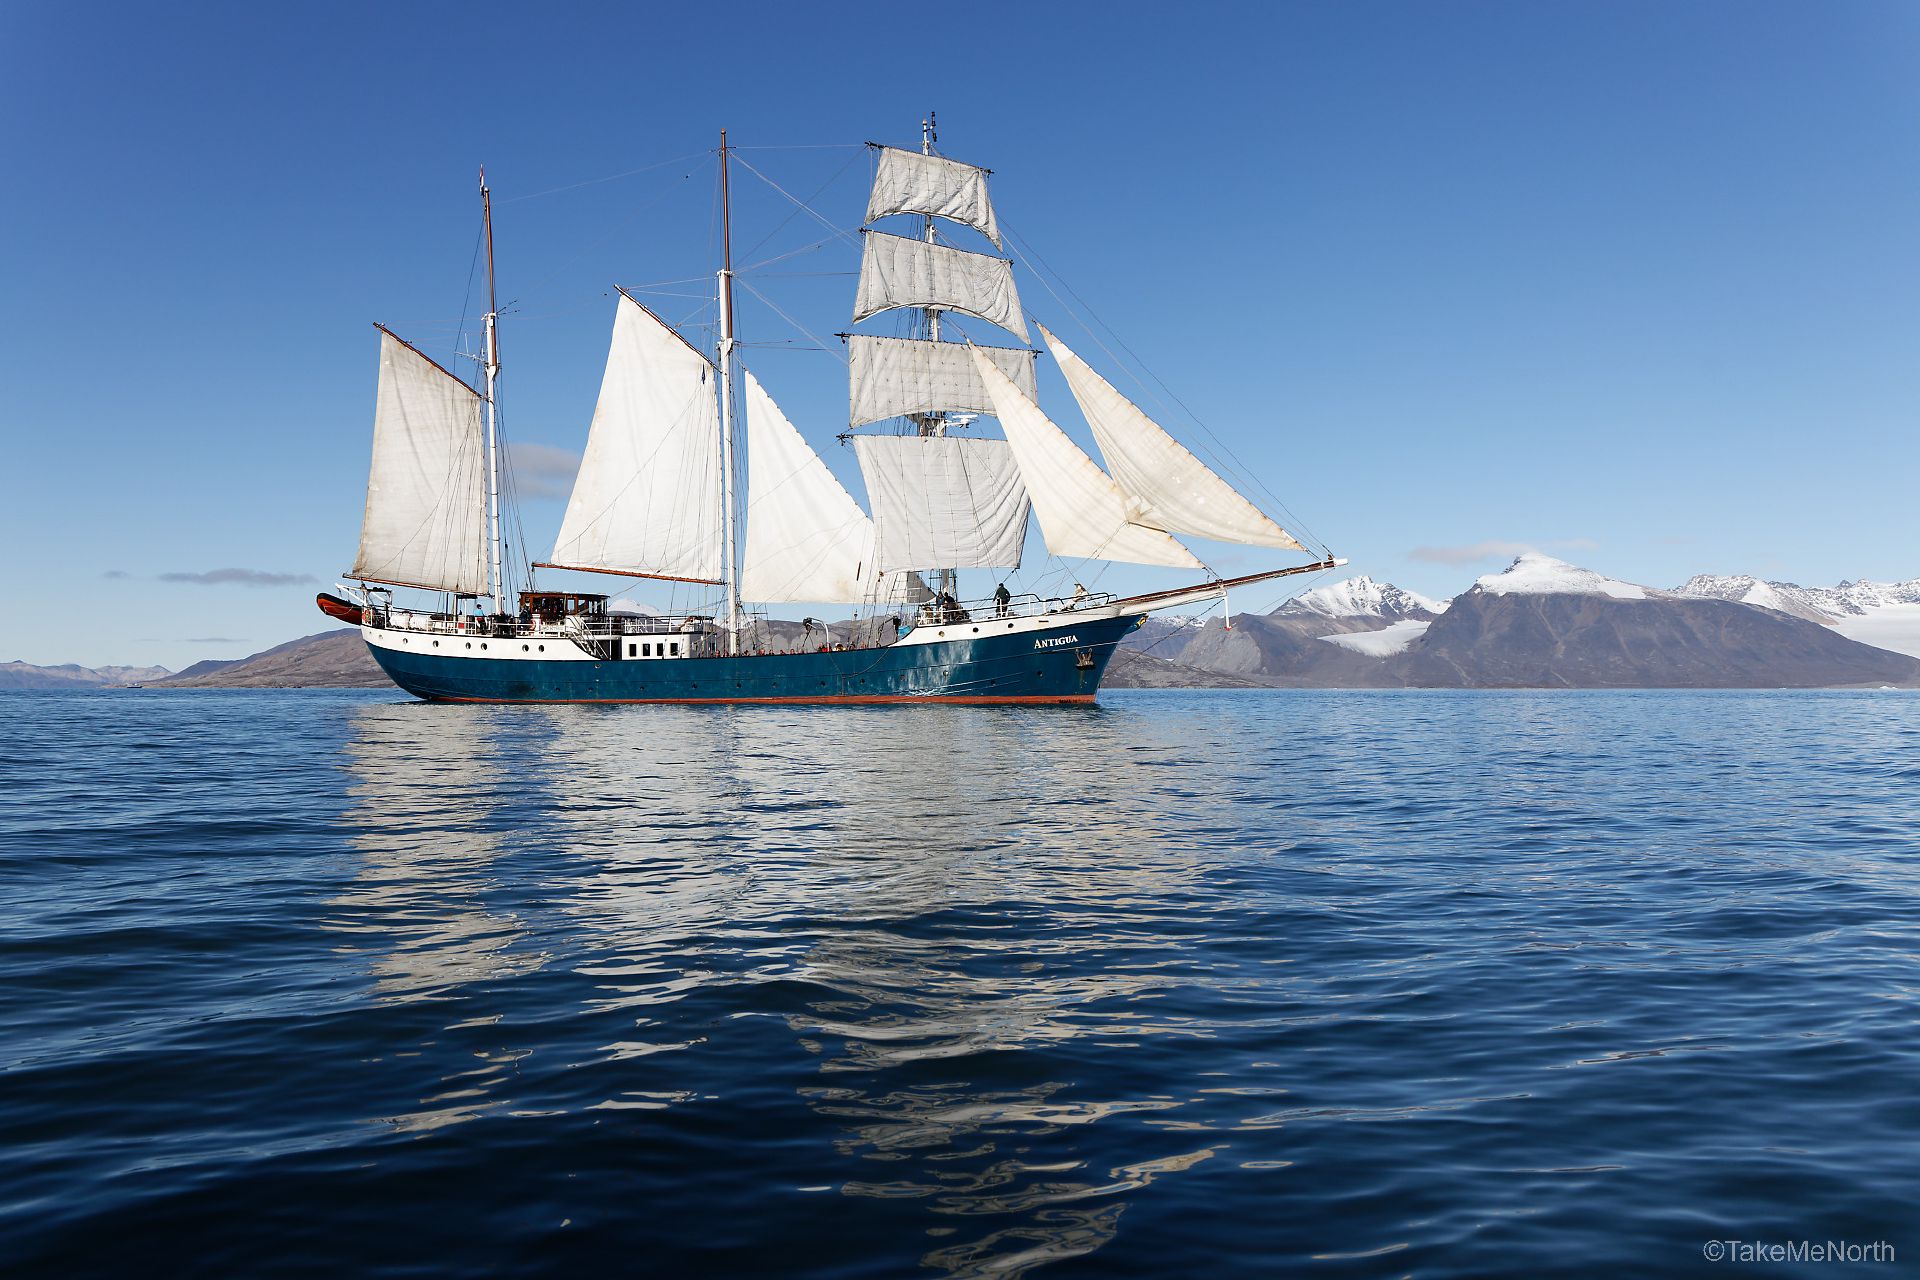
321,123,1341,703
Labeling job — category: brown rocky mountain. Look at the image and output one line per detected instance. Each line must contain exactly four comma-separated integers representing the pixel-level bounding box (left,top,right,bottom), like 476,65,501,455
157,630,390,688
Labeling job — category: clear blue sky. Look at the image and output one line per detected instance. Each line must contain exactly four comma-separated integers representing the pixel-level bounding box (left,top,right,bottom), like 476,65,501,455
5,1,1917,668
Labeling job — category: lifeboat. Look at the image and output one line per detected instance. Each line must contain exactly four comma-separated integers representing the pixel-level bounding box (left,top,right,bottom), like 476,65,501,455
315,591,365,626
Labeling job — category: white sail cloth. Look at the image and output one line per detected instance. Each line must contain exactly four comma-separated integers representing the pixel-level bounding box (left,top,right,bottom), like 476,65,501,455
853,233,1028,342
352,330,491,595
852,435,1030,572
969,346,1204,569
1038,325,1304,551
864,146,1002,247
548,295,725,583
847,335,1037,427
740,371,875,603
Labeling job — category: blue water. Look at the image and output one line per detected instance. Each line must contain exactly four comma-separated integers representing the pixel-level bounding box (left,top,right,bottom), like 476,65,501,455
2,689,1917,1277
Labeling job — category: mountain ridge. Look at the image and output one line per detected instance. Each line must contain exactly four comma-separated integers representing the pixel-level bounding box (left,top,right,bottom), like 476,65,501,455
18,558,1920,692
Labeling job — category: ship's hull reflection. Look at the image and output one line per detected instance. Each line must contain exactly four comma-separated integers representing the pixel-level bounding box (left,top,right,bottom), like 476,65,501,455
336,700,1282,1274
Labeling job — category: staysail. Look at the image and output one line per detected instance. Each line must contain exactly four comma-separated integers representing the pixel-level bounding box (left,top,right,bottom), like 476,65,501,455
847,334,1037,427
740,370,875,603
864,145,1002,247
969,346,1204,569
546,294,725,584
352,328,492,595
852,435,1030,572
853,232,1028,342
1038,325,1304,551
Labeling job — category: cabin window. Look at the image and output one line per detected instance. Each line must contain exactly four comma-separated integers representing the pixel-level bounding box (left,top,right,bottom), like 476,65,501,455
670,642,680,656
642,643,651,657
628,643,637,658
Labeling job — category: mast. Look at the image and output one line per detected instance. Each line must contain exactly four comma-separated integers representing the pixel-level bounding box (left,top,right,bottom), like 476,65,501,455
919,112,957,602
480,168,505,616
717,131,743,654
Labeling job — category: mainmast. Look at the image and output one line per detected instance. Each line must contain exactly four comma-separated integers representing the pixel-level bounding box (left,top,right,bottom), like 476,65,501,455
716,131,743,654
480,168,505,616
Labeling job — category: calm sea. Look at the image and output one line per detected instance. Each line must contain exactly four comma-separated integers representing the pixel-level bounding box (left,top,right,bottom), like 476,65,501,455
2,689,1916,1277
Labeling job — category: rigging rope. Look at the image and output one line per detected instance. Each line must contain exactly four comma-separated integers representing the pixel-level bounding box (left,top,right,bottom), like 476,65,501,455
1000,219,1331,558
499,151,709,204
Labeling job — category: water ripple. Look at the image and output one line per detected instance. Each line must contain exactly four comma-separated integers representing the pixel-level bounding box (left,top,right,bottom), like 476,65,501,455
1,688,1917,1276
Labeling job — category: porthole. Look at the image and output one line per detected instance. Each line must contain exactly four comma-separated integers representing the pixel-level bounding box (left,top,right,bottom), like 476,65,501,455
938,630,946,637
432,640,439,648
480,643,487,650
522,644,529,652
538,645,545,652
972,627,979,633
465,642,472,649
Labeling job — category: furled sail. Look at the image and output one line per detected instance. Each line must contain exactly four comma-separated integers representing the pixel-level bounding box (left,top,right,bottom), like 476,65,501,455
853,232,1028,342
740,370,875,603
1038,325,1305,551
546,294,725,583
969,346,1204,569
847,334,1037,427
352,329,491,595
864,146,1002,247
852,435,1030,572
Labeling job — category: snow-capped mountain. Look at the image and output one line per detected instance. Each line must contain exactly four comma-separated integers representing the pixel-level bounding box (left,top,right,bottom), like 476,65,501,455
1671,574,1834,623
1277,575,1447,620
1471,553,1652,601
1673,574,1920,658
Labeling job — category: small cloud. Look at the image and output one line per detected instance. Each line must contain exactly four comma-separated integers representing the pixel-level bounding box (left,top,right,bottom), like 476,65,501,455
511,442,581,499
1409,539,1537,565
102,569,131,580
160,568,312,587
1409,538,1596,565
184,636,246,643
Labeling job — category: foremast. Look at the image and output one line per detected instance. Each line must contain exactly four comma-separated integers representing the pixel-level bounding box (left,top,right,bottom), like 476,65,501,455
914,113,956,604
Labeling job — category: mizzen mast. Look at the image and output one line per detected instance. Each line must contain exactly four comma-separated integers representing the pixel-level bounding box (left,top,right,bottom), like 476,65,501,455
480,168,505,616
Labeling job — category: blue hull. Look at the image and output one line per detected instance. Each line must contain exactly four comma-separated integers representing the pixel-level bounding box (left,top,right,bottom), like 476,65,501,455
367,614,1143,703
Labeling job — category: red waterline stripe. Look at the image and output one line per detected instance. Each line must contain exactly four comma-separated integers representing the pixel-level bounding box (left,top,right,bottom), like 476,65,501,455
424,693,1099,706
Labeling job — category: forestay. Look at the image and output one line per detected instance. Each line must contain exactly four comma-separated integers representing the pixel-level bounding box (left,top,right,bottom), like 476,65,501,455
852,435,1030,573
847,335,1037,427
1039,325,1304,551
853,233,1028,342
740,371,875,603
352,329,492,595
969,346,1205,569
864,146,1002,247
548,295,725,583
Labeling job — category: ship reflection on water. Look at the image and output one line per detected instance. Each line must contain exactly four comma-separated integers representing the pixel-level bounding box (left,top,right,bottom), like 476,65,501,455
334,697,1277,1273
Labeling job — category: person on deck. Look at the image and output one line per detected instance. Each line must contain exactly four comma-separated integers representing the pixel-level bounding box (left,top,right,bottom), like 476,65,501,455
994,583,1011,617
1073,583,1089,606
